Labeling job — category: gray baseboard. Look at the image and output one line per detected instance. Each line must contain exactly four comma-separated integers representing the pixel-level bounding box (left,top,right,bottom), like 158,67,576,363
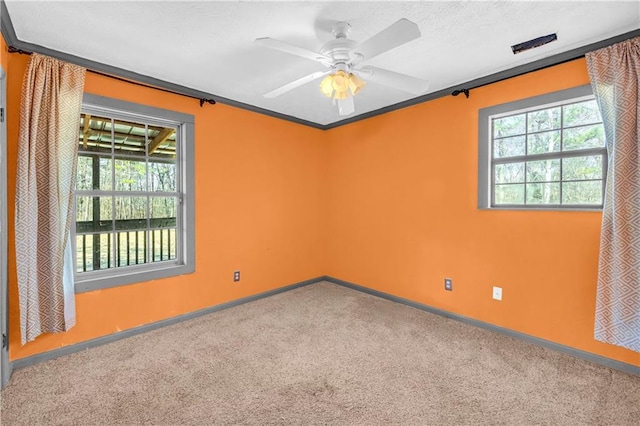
1,351,11,389
10,276,324,371
10,275,638,378
324,276,640,377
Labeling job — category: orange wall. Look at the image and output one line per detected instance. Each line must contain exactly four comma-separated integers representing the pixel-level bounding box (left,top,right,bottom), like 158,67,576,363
325,58,638,367
6,51,327,360
4,46,637,367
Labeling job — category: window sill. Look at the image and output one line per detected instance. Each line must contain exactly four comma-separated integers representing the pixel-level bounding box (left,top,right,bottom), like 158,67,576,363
75,262,195,293
478,206,603,212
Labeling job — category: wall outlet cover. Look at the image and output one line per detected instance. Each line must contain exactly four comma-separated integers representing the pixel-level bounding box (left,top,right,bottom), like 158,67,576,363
444,278,452,291
233,271,240,282
492,286,502,301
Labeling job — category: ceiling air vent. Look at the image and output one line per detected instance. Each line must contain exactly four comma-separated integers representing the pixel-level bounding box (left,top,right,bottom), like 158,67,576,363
511,33,557,54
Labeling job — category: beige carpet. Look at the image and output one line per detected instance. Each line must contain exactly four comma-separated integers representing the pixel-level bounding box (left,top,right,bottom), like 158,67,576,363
1,281,638,425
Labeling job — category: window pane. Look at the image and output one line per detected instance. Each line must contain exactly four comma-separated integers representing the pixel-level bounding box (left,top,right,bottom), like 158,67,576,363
99,233,116,270
76,233,114,272
115,196,148,231
562,155,603,181
148,197,177,262
76,196,112,233
494,162,524,184
149,162,176,192
128,122,147,138
80,115,113,154
76,156,93,190
527,130,561,155
562,124,605,151
98,157,113,190
113,120,146,157
163,137,176,157
76,156,112,191
116,230,148,267
76,196,93,227
563,100,601,127
526,182,560,204
148,127,176,160
493,114,525,138
130,231,148,265
493,135,525,158
79,114,90,151
526,159,560,182
494,184,525,205
76,233,93,272
151,228,177,262
115,159,147,191
528,107,561,132
150,197,177,227
100,196,113,221
562,181,603,205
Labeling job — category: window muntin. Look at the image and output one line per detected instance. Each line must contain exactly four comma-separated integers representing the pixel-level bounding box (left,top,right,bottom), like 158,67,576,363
480,86,607,209
74,95,194,292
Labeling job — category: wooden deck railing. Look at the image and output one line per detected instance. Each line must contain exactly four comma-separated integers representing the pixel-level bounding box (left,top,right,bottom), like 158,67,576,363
76,218,176,272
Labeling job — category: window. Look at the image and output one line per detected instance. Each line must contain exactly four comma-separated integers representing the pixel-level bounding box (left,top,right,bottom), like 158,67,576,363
478,85,607,209
74,94,195,292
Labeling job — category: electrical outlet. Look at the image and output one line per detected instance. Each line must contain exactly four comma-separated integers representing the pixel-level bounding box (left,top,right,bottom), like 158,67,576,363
233,270,240,282
444,278,453,291
492,286,502,301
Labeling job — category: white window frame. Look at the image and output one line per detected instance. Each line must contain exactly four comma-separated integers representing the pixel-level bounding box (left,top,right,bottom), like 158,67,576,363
74,94,195,293
478,84,607,210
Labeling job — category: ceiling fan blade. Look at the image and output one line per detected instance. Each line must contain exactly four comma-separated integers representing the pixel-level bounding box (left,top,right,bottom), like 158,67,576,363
337,96,355,116
351,18,421,61
357,66,429,94
255,37,330,64
264,70,330,98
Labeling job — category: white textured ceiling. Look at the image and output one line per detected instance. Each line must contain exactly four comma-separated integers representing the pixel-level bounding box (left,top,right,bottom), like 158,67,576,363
4,1,639,126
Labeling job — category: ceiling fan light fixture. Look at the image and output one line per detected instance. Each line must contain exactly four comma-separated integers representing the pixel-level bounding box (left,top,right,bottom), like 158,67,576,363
320,75,334,97
331,70,349,93
320,70,366,100
333,89,349,100
348,72,365,95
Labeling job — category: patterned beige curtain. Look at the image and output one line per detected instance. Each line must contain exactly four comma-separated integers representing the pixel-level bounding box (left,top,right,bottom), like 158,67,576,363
586,37,639,352
15,54,85,344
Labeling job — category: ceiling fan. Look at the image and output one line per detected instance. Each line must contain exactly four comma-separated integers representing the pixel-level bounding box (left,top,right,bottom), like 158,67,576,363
255,19,430,116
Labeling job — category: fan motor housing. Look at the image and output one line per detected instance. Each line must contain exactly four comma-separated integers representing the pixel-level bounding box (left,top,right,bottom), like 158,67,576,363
320,39,357,64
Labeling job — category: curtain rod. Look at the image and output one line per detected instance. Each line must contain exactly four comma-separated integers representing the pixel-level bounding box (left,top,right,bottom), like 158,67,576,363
7,46,216,107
